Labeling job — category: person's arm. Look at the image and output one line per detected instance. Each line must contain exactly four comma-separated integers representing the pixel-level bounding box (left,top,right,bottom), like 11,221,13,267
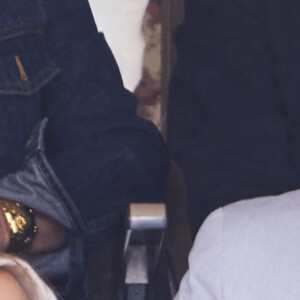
0,269,28,300
29,211,67,254
40,3,169,233
0,0,168,255
0,208,67,254
174,208,223,300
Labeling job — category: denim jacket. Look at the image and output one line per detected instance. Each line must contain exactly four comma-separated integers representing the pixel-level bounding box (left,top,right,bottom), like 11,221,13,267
0,0,168,298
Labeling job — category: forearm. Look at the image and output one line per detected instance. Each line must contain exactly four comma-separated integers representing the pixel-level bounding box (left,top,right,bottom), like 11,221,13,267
29,211,67,254
0,269,28,300
0,206,67,254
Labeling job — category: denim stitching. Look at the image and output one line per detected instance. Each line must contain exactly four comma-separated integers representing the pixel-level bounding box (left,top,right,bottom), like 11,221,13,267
0,29,43,42
32,118,84,231
86,210,123,234
0,65,58,88
0,20,57,95
0,66,60,95
37,152,85,231
0,22,43,42
34,155,75,227
63,236,85,298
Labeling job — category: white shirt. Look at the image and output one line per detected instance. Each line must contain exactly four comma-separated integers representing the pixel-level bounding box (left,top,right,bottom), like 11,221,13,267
175,189,300,300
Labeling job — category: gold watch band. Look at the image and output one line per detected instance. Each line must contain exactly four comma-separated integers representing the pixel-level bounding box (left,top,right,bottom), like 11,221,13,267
0,198,38,253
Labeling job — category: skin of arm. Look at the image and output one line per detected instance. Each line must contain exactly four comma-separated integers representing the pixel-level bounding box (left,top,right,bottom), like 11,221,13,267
0,268,28,300
0,208,67,254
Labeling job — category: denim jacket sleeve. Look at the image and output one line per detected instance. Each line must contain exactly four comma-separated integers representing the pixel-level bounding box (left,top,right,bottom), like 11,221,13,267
0,1,168,297
40,0,169,248
0,0,169,248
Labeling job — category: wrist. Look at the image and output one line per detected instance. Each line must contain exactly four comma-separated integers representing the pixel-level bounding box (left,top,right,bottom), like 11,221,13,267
0,199,38,253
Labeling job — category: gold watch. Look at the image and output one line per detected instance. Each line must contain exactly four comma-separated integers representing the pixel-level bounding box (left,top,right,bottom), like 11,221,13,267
0,198,38,253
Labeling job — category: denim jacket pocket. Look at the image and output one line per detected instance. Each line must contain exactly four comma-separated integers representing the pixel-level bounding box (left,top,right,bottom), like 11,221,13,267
0,23,60,96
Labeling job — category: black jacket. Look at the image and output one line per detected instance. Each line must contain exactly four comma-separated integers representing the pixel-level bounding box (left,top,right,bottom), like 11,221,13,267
168,0,300,235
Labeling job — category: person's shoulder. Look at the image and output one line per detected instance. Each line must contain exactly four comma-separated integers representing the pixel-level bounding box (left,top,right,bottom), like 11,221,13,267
223,189,300,224
0,269,28,300
220,189,300,251
0,254,57,300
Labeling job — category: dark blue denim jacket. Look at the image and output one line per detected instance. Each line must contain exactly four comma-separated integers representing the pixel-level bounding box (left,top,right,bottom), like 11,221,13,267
0,0,168,298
